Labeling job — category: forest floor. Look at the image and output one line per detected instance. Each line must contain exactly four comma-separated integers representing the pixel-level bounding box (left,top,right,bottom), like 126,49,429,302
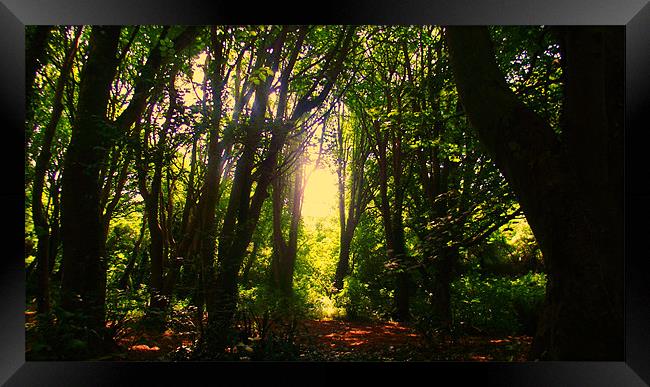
26,310,531,361
115,318,532,362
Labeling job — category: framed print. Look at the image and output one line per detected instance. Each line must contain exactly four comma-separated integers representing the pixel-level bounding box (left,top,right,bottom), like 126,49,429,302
3,0,649,385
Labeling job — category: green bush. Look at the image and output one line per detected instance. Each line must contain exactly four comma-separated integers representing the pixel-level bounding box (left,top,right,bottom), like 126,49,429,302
232,284,311,360
334,276,393,322
451,271,546,336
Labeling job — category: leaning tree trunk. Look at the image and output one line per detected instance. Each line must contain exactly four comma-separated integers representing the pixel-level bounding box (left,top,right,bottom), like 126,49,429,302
446,26,623,360
59,26,122,353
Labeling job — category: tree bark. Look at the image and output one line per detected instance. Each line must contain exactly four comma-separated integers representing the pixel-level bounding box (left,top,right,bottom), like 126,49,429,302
446,26,623,360
59,27,122,351
334,230,354,290
25,26,53,146
31,29,80,315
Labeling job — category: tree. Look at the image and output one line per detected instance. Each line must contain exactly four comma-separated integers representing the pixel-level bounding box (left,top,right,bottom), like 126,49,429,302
59,26,123,351
333,103,372,291
269,26,355,295
201,25,355,353
446,26,623,360
31,26,82,316
25,26,53,148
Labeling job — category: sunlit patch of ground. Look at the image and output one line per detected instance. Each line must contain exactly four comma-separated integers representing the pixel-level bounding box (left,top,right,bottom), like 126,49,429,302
296,319,532,361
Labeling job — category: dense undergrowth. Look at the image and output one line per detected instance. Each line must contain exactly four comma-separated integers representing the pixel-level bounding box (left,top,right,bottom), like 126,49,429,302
27,269,545,361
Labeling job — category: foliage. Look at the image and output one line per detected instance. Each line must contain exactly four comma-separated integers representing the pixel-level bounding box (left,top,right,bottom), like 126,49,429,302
449,271,546,336
230,285,311,360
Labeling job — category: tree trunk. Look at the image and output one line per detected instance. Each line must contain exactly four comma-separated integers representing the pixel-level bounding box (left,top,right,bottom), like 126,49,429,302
431,248,458,329
59,26,122,353
240,240,259,285
333,107,369,291
391,215,411,322
446,26,623,360
271,151,305,295
147,82,175,314
118,218,146,290
334,230,354,290
25,26,53,146
31,29,80,316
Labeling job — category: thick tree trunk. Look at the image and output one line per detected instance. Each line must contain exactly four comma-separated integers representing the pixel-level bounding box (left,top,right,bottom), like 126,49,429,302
59,27,122,352
203,29,293,354
446,26,623,360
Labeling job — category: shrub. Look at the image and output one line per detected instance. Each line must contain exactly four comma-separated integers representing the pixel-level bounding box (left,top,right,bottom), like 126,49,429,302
334,276,393,322
231,285,310,360
450,271,546,336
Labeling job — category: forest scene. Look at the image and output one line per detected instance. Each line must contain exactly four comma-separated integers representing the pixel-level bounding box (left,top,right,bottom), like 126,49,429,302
25,25,623,362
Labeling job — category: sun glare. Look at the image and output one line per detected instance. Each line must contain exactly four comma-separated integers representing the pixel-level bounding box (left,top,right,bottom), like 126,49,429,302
302,165,338,219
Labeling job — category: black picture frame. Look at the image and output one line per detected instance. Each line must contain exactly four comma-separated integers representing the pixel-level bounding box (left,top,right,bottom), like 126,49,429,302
2,0,649,385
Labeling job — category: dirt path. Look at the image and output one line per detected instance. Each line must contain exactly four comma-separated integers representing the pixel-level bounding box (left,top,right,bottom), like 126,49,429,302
116,318,531,361
296,319,427,361
27,309,531,361
296,319,532,361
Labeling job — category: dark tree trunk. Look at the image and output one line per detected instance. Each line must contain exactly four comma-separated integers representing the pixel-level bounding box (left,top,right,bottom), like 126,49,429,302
25,25,53,145
206,80,273,351
391,212,411,322
31,29,80,316
334,230,354,290
374,122,411,321
270,174,288,292
204,29,290,352
59,26,122,352
446,26,623,360
194,27,247,355
267,29,310,296
146,86,173,314
431,248,458,329
47,182,61,276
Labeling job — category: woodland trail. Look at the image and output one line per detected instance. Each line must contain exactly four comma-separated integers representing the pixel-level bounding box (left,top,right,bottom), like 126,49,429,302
296,319,531,361
25,310,531,361
296,319,426,361
118,318,532,361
